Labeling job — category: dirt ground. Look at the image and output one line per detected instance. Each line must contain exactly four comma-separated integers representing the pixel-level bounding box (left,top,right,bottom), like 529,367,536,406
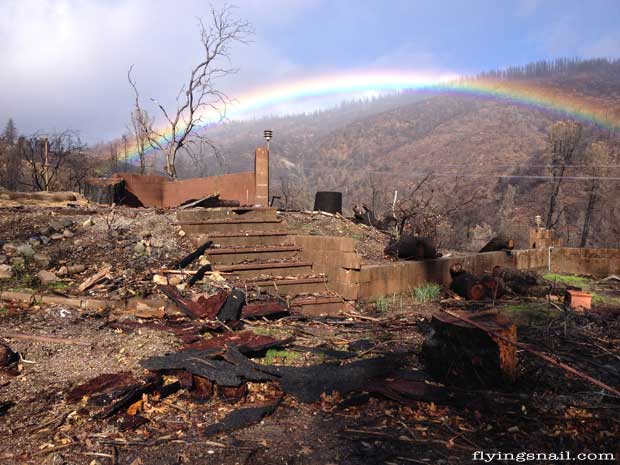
2,204,620,465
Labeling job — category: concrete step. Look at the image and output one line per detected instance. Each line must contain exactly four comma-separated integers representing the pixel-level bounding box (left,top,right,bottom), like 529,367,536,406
213,261,313,279
205,245,301,265
190,231,293,247
177,207,278,222
290,296,353,316
177,219,283,235
241,276,329,296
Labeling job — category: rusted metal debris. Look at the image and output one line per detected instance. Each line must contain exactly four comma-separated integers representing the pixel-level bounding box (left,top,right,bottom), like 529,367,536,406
241,299,289,319
157,285,227,320
183,330,293,354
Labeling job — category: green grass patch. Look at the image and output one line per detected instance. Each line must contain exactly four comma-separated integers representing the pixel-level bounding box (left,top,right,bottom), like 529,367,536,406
412,283,442,303
0,306,7,313
47,281,70,291
501,302,559,326
375,296,390,312
264,349,301,365
593,293,620,307
543,273,591,287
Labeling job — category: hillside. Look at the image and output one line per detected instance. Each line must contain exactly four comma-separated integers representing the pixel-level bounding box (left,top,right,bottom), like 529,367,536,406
188,59,620,249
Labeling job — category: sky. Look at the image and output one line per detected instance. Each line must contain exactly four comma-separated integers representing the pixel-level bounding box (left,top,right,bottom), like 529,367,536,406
0,0,619,142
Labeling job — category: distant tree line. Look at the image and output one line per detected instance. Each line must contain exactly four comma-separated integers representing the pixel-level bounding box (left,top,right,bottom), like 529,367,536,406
475,57,620,81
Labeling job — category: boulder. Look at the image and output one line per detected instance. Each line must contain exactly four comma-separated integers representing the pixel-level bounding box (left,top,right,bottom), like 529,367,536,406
33,253,51,268
16,244,35,258
37,270,59,284
0,264,13,280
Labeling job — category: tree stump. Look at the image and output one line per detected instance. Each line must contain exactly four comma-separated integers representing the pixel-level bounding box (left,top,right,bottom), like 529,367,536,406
422,310,517,388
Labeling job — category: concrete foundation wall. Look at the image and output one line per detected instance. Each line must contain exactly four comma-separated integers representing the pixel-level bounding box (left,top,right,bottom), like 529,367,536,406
357,252,516,300
549,248,620,276
303,243,620,301
292,235,361,300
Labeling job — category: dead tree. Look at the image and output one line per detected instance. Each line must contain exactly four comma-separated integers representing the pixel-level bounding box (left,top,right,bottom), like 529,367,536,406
580,141,609,247
19,132,84,192
128,6,251,179
545,121,583,229
129,98,154,175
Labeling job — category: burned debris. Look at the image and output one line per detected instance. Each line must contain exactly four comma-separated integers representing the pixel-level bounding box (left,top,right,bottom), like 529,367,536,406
1,199,620,464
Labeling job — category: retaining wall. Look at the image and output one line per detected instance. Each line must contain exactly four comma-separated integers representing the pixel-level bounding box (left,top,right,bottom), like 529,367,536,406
303,241,620,301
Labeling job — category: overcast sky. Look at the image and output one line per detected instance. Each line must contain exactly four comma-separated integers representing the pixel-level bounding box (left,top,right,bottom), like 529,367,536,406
1,0,619,142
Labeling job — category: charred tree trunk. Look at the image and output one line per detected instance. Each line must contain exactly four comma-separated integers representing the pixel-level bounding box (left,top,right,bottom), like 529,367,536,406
580,180,598,248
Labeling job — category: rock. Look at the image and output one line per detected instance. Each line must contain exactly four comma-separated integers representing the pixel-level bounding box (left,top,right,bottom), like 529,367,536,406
178,230,186,237
40,236,50,245
67,264,86,274
0,255,6,265
63,229,74,238
82,217,95,228
51,233,64,241
153,274,183,286
16,244,35,258
73,239,83,246
57,265,68,276
134,242,146,254
29,237,42,247
33,253,51,268
0,264,12,280
2,243,17,254
61,218,75,228
39,226,53,236
37,270,59,284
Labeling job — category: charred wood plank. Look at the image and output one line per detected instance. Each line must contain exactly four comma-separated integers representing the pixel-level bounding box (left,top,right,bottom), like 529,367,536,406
203,399,281,437
174,240,213,269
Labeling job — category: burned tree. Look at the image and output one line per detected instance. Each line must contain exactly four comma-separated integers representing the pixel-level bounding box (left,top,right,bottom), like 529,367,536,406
18,132,85,192
545,121,583,229
580,141,609,247
128,6,251,179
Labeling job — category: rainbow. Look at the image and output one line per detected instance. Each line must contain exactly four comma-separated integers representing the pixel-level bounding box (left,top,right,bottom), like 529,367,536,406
122,71,620,166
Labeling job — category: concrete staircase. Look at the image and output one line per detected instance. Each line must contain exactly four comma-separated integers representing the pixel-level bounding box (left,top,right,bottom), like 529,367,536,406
176,207,349,315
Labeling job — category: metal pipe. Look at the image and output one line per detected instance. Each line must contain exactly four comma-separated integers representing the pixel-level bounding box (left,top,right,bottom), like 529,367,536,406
548,246,554,272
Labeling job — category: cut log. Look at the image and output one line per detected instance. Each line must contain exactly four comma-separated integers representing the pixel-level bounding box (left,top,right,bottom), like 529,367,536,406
450,272,486,300
422,310,517,388
479,235,515,253
385,235,440,261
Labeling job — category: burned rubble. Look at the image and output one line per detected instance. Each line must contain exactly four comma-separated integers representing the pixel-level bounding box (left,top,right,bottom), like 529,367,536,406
1,199,620,465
